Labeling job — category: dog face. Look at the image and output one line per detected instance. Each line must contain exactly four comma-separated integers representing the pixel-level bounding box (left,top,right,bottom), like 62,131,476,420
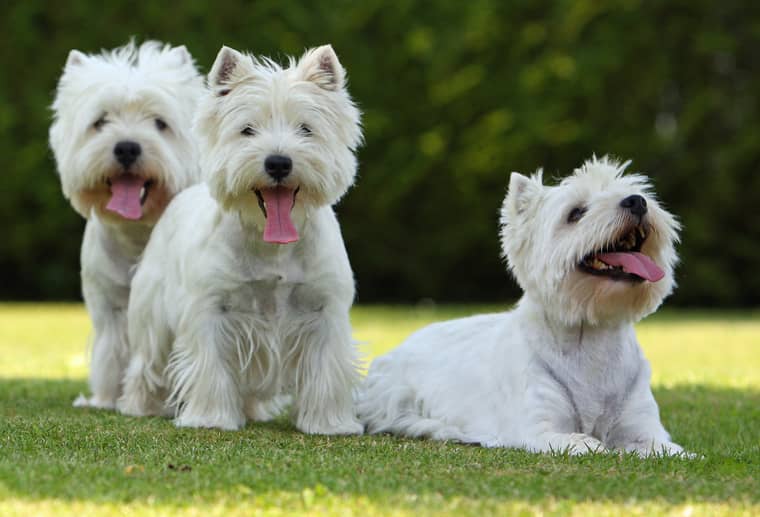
194,44,362,243
501,156,680,325
49,41,203,224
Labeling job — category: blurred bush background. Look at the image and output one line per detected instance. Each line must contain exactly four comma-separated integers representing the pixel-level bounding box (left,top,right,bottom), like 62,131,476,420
0,0,758,306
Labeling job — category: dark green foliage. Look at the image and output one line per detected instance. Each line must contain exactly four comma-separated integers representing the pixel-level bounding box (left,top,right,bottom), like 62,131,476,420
0,0,758,304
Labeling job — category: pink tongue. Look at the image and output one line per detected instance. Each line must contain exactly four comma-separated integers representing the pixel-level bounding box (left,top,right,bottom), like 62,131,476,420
261,187,299,244
597,252,665,282
105,174,144,220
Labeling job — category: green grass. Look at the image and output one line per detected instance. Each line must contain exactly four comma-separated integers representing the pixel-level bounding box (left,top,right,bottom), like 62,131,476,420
0,303,758,516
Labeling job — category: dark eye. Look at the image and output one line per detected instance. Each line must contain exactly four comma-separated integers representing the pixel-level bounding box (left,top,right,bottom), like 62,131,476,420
93,115,107,130
155,118,168,131
298,123,313,137
567,206,587,223
241,125,257,136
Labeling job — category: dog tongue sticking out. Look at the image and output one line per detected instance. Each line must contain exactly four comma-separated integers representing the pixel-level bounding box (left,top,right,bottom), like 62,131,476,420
261,186,299,244
105,174,144,220
596,252,665,282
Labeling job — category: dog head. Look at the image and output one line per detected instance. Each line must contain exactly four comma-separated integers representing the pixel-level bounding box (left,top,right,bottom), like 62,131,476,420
49,40,204,224
194,44,362,244
501,156,680,326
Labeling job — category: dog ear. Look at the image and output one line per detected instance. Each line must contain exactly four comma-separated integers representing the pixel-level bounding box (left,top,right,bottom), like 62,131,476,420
506,171,542,216
65,50,87,68
297,44,345,91
209,46,253,94
167,45,193,67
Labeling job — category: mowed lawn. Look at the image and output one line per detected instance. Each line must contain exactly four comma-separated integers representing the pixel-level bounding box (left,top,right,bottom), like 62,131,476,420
0,304,758,516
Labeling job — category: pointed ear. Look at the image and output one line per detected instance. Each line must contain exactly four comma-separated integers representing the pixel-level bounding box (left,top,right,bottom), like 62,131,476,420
66,50,87,68
506,171,542,215
298,44,345,91
209,46,253,93
167,44,192,67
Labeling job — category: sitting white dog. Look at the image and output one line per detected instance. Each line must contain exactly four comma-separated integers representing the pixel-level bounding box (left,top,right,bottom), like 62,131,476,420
358,157,690,456
49,40,204,409
117,45,364,434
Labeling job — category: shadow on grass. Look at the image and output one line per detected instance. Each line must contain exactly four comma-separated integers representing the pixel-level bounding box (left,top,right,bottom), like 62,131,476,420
0,378,757,506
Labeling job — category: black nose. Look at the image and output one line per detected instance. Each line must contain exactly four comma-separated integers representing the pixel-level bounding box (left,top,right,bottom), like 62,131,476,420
265,154,292,182
620,194,648,217
113,141,142,168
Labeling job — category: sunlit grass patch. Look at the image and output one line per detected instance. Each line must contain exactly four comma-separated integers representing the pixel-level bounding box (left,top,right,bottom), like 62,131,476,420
0,303,757,516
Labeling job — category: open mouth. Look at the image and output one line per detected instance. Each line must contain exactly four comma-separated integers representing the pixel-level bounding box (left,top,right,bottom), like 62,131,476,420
254,186,300,244
105,173,154,220
578,223,664,282
140,181,153,205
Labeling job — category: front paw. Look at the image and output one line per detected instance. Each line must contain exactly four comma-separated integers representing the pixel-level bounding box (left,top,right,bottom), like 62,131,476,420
116,393,161,417
174,410,246,431
296,417,364,436
245,395,291,422
73,393,116,410
564,433,607,455
634,441,696,458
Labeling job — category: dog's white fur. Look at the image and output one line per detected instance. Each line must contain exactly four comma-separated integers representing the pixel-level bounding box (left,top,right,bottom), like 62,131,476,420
358,157,690,456
117,45,364,434
49,40,204,409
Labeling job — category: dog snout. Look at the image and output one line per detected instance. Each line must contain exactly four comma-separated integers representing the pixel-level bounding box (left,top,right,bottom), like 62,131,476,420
265,154,293,182
113,140,142,168
620,194,647,217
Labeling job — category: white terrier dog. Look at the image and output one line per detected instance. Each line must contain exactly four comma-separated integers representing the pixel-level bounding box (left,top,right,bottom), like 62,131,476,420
117,45,364,434
358,157,690,456
49,41,204,409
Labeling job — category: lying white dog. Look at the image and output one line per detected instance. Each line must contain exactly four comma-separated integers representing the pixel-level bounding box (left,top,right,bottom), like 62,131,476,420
118,45,364,434
358,157,690,456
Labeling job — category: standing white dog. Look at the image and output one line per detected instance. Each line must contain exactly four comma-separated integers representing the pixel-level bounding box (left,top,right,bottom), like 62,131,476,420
49,40,204,409
117,45,364,434
358,157,690,456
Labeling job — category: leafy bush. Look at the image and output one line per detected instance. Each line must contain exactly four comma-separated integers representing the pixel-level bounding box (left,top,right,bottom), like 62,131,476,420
0,0,757,305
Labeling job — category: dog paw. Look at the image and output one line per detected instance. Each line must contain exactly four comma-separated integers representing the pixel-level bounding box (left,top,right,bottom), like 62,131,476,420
73,393,116,410
566,433,607,455
634,441,697,458
174,411,246,431
116,394,158,417
297,417,364,436
245,395,291,422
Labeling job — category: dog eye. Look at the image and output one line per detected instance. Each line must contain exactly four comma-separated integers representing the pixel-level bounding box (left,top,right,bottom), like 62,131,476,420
241,125,257,137
567,207,587,223
155,118,168,131
93,115,108,130
298,123,313,137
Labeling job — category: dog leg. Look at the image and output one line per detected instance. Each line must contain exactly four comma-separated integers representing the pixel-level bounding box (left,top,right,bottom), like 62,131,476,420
170,318,246,430
74,305,127,409
609,387,693,457
244,394,291,422
117,353,169,417
290,308,362,435
117,276,174,417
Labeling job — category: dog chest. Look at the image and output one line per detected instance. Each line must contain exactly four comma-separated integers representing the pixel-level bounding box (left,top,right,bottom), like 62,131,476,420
221,270,326,321
534,349,643,441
